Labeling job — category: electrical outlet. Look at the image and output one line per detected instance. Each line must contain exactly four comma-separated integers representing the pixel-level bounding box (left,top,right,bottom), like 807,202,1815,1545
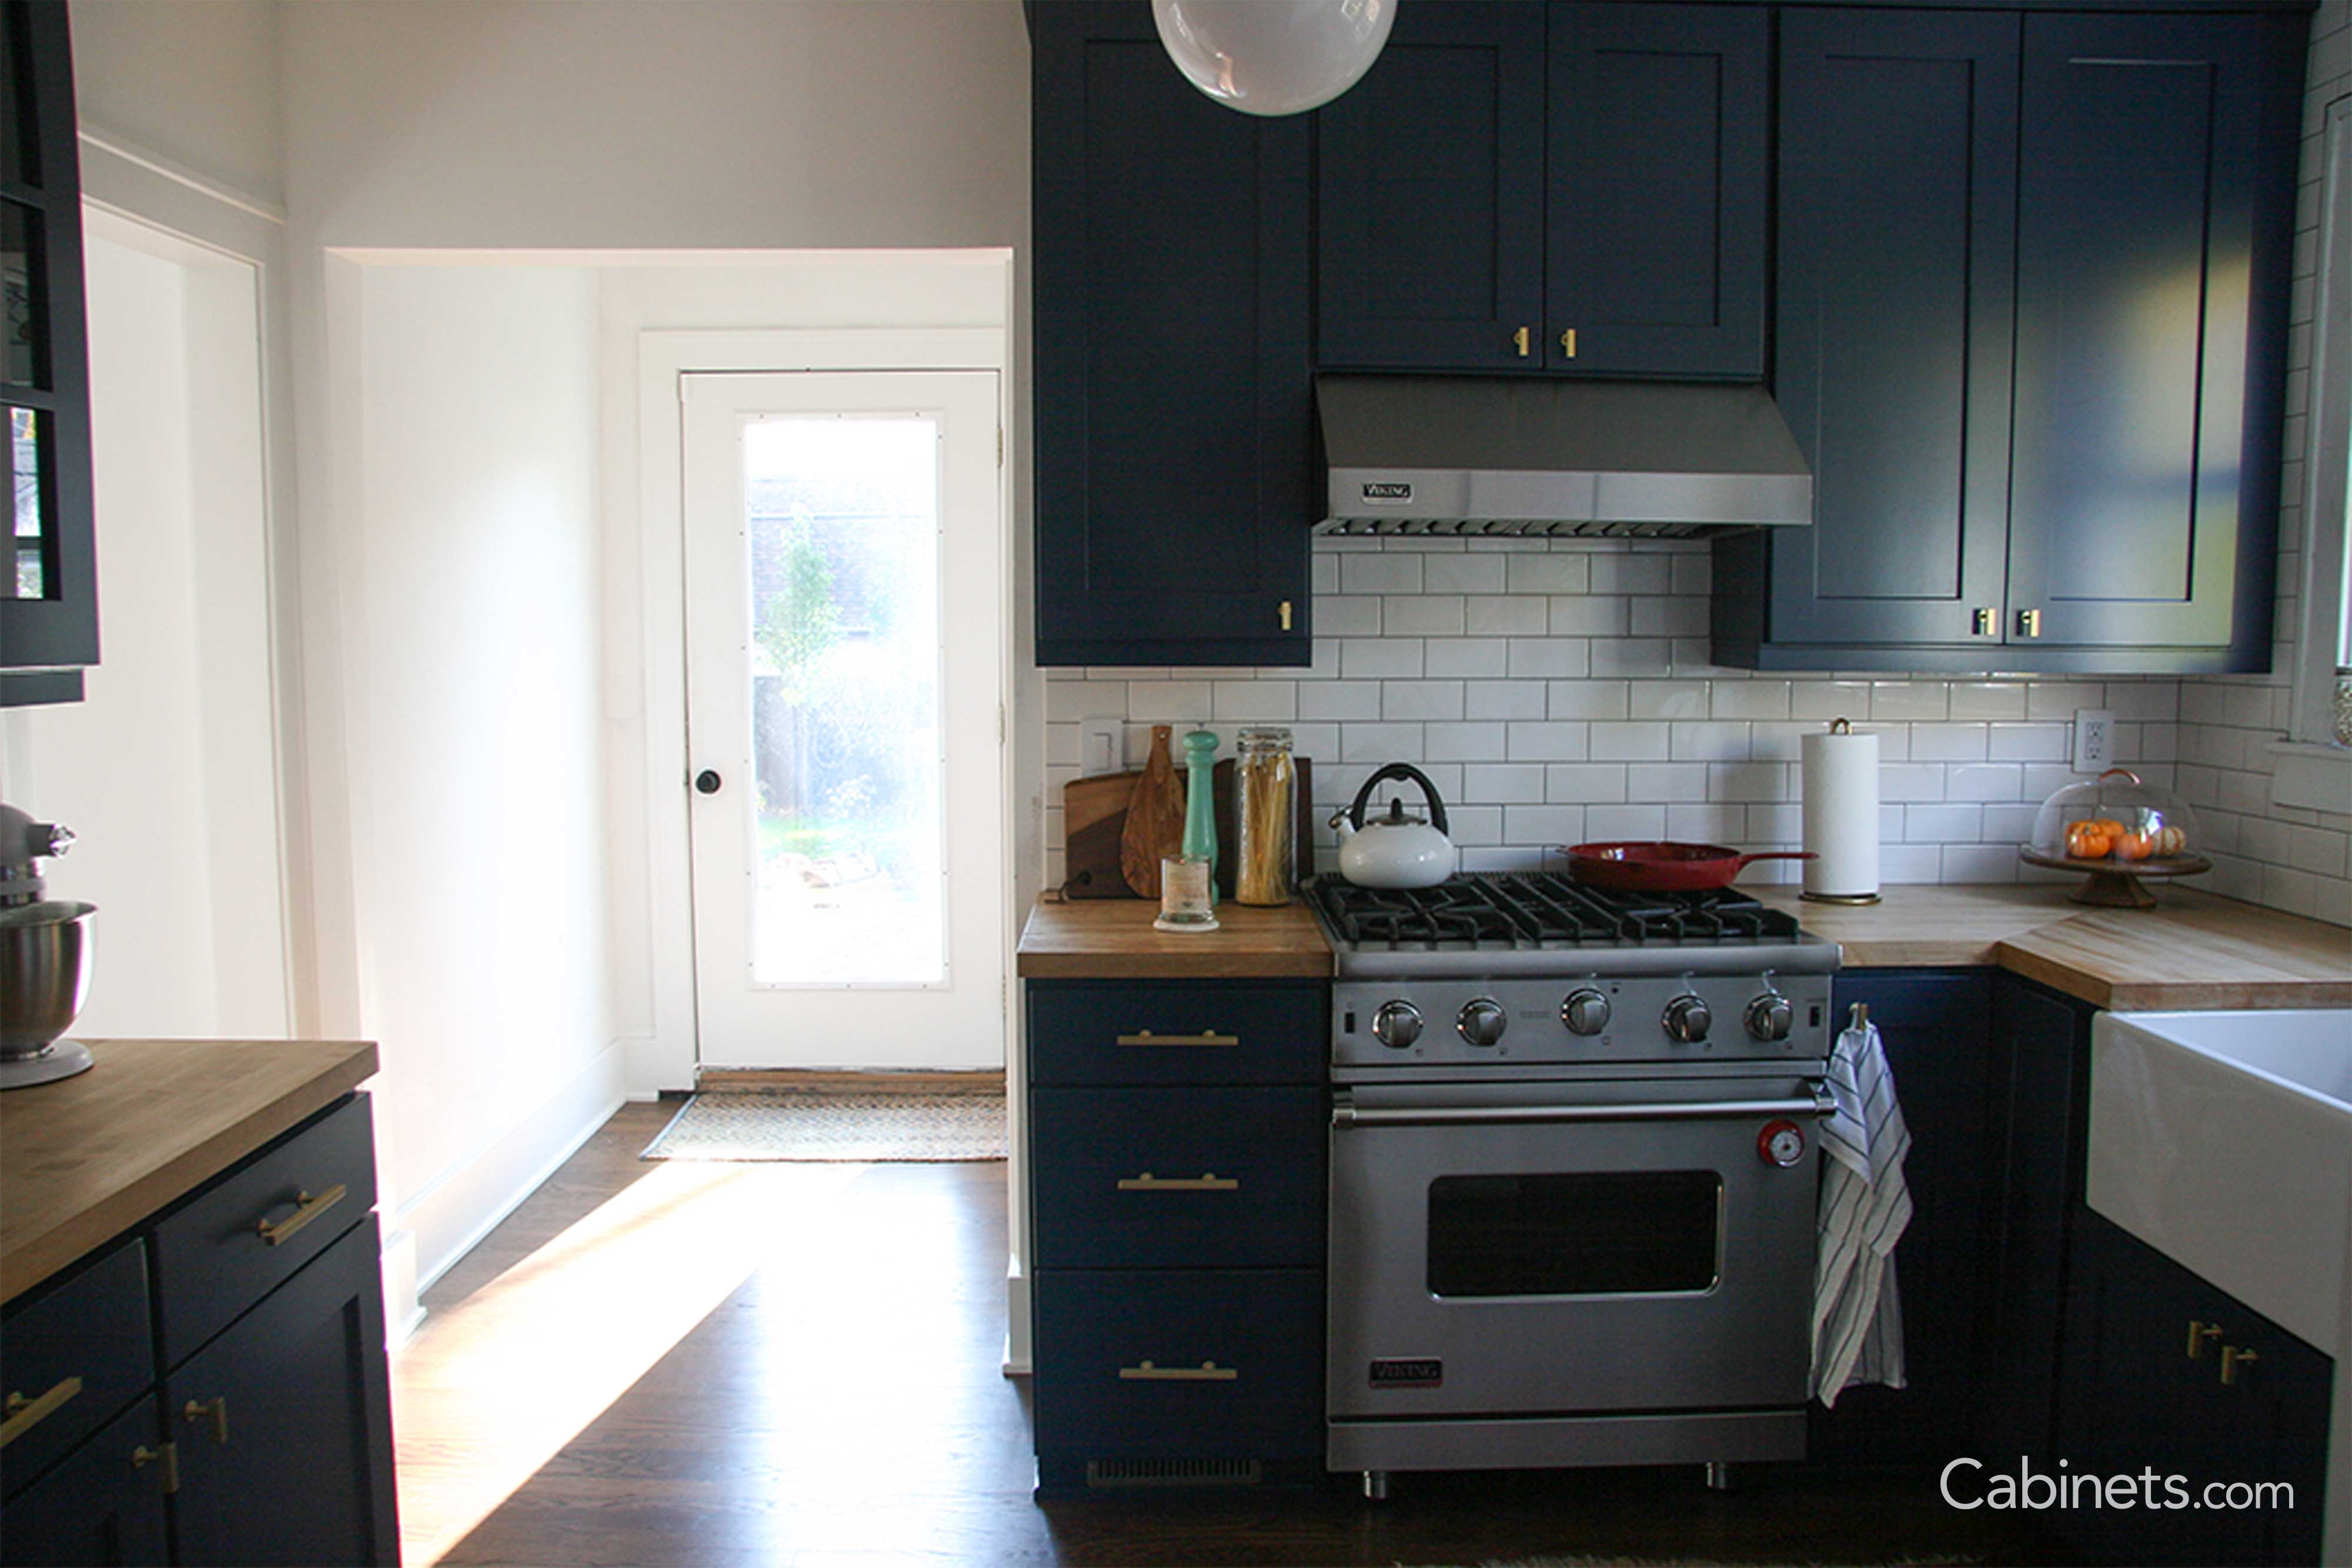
2073,709,2115,773
1078,717,1123,778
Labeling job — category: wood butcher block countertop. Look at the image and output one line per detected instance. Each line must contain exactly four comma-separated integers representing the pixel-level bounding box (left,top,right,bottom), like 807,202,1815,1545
1753,884,2352,1011
1017,898,1332,978
1,1038,377,1305
1021,884,2348,1009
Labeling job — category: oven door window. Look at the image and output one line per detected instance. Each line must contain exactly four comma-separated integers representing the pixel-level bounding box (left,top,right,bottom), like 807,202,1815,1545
1426,1171,1723,1297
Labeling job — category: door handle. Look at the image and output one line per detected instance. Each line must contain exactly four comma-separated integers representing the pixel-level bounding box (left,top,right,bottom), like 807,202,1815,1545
1116,1172,1240,1192
694,769,723,795
0,1377,82,1449
1333,1086,1837,1129
256,1184,346,1246
182,1396,229,1445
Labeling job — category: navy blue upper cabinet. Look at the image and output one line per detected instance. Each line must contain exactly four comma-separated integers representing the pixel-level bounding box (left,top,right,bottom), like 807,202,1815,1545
1315,2,1546,370
1545,4,1768,377
1315,2,1766,380
0,0,96,700
1715,7,2301,675
2006,14,2301,660
1031,1,1315,668
1733,9,2020,656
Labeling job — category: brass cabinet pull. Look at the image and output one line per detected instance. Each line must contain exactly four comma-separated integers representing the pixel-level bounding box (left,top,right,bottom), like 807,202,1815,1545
1973,607,1996,636
132,1440,179,1493
2187,1319,2223,1359
1278,600,1293,632
2220,1345,2260,1386
1116,1172,1240,1192
0,1376,83,1449
1512,326,1531,357
1119,1360,1237,1382
1559,327,1578,358
1114,1031,1238,1048
2016,607,2042,638
182,1396,229,1445
256,1183,348,1247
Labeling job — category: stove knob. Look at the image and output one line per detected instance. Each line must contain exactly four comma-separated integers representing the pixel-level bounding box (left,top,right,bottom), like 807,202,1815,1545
1745,993,1794,1042
1662,994,1712,1044
1371,1001,1424,1050
1457,999,1507,1047
1561,988,1611,1036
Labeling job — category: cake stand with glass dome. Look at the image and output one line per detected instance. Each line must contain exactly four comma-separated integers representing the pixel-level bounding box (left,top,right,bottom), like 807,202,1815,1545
2020,767,2210,908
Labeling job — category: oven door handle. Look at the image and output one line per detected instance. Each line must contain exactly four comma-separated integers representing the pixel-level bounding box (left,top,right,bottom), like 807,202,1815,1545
1331,1084,1836,1129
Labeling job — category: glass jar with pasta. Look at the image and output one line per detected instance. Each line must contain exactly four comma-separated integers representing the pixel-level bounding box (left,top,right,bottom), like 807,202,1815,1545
1234,727,1296,906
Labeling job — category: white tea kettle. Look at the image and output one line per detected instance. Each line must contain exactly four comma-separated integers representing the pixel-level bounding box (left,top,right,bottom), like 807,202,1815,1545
1331,764,1457,888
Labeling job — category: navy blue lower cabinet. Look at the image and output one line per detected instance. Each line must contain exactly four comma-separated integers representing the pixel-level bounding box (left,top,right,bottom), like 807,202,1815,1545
0,1400,169,1567
1026,977,1328,1493
1810,971,1996,1466
2056,1210,2331,1567
1030,1,1314,668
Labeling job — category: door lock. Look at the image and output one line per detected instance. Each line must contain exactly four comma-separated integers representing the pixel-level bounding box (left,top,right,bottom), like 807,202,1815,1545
694,770,723,795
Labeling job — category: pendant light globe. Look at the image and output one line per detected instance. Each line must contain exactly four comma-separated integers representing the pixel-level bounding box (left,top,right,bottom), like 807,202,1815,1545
1152,0,1398,118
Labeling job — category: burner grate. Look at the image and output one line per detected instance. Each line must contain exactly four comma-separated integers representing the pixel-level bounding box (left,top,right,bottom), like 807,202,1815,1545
1312,871,1800,950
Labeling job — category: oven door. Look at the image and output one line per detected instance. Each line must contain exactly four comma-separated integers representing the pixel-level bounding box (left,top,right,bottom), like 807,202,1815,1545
1327,1074,1831,1420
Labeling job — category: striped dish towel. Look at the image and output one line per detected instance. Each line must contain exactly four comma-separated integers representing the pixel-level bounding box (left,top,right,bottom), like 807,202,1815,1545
1812,1015,1913,1405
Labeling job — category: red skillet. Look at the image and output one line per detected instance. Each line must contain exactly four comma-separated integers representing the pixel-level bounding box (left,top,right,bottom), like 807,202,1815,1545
1563,841,1815,892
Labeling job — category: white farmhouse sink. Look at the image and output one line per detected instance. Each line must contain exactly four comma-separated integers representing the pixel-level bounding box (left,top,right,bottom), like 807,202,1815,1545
2089,1008,2352,1564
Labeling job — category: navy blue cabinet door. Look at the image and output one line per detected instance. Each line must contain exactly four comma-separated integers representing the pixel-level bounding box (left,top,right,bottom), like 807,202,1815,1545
1315,2,1545,371
0,1401,168,1567
1750,11,2019,654
2006,14,2300,663
0,0,98,690
1031,2,1314,668
1546,4,1767,379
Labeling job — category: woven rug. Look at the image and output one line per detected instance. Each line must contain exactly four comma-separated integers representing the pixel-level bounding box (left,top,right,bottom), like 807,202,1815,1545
640,1091,1007,1163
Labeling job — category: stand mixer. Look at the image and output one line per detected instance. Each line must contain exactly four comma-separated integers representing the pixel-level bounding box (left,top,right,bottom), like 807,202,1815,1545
1,801,96,1089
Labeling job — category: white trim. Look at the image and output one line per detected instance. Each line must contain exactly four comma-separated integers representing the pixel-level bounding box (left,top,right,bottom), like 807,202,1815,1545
75,125,286,226
633,318,1017,1093
2269,740,2352,814
2291,95,2352,748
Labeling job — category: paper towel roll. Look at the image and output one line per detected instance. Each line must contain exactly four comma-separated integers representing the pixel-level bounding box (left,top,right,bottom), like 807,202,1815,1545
1802,720,1880,901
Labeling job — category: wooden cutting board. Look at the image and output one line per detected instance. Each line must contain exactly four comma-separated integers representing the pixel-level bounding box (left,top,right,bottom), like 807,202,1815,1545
1063,757,1315,900
1119,725,1185,897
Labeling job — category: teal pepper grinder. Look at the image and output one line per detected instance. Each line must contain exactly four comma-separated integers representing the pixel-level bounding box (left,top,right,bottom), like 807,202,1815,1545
1181,728,1219,901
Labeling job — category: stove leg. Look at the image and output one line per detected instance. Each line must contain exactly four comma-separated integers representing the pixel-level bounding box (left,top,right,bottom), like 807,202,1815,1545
1362,1470,1391,1502
1705,1461,1733,1492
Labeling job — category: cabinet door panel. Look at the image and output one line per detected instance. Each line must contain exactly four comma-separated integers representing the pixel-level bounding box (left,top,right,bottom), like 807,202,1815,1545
165,1215,397,1568
0,1400,168,1567
2006,15,2299,655
0,1241,152,1496
1546,3,1766,377
1317,2,1545,370
1766,11,2017,650
1033,3,1312,667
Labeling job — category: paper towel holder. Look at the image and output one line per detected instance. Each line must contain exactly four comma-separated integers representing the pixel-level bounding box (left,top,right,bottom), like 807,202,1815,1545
1800,718,1883,906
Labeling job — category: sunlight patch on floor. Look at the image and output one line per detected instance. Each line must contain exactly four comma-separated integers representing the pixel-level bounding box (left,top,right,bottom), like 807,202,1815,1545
390,1159,864,1566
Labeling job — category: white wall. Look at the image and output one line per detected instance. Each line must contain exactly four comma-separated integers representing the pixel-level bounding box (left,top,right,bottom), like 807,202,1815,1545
331,263,616,1300
68,0,282,206
0,215,289,1039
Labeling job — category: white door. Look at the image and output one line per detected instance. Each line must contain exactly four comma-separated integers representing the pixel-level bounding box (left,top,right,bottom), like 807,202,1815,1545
681,370,1004,1069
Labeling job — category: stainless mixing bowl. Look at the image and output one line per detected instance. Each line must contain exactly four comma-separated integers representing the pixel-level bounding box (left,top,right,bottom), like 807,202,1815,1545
0,902,95,1055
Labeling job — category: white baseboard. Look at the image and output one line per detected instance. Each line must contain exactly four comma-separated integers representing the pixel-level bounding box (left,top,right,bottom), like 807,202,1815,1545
380,1227,425,1349
383,1038,629,1328
1003,1253,1032,1376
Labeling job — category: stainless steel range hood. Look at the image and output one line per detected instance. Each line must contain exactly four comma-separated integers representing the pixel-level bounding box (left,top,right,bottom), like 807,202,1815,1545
1317,374,1813,537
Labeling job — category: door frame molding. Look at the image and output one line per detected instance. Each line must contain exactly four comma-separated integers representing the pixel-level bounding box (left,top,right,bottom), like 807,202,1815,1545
636,327,1016,1093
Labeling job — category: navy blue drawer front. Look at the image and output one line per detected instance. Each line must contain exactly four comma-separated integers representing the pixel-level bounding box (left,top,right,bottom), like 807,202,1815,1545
0,1240,153,1500
1031,1087,1325,1269
153,1093,375,1368
1033,1268,1324,1463
1027,981,1325,1086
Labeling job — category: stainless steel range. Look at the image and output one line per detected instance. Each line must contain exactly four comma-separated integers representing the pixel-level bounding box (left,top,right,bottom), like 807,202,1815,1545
1310,872,1842,1496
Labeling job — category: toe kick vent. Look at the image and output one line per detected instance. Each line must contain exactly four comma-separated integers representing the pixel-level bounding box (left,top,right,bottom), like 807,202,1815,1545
1084,1457,1264,1488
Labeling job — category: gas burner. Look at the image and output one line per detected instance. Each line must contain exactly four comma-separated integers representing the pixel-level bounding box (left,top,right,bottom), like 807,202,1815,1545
1311,871,1801,950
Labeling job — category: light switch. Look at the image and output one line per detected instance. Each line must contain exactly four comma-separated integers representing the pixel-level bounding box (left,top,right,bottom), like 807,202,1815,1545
1079,717,1123,778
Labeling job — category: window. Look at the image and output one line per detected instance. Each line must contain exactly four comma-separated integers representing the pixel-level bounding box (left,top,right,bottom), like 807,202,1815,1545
2291,94,2352,751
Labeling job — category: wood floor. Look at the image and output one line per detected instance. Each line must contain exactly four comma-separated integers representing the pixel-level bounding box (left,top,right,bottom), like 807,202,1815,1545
392,1101,2075,1567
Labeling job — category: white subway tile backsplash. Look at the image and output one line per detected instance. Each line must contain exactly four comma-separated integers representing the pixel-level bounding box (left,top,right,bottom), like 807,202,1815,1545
1545,764,1630,803
1508,638,1590,678
1299,681,1382,721
1586,804,1668,841
1906,803,1982,842
1549,596,1629,636
1318,596,1382,636
1670,722,1749,762
1127,681,1214,723
1709,761,1789,803
1384,596,1468,637
1341,723,1427,763
1506,722,1591,761
1910,724,1990,763
1341,638,1424,679
1382,681,1466,721
1549,680,1632,719
1591,638,1673,677
1629,680,1709,720
1424,721,1509,761
1988,723,2070,762
1341,552,1424,595
1465,680,1549,721
1590,721,1673,761
1465,763,1548,803
1212,680,1297,721
1948,682,2029,721
2024,681,2103,720
1465,596,1551,636
1626,762,1710,801
1790,681,1873,722
1630,596,1709,637
1946,763,2026,803
1942,844,2020,882
1045,680,1130,721
1665,803,1742,842
1591,554,1672,594
1880,763,1946,803
1711,681,1792,720
1506,554,1591,594
1505,804,1588,844
1424,554,1508,594
1870,682,1949,722
1425,638,1510,678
